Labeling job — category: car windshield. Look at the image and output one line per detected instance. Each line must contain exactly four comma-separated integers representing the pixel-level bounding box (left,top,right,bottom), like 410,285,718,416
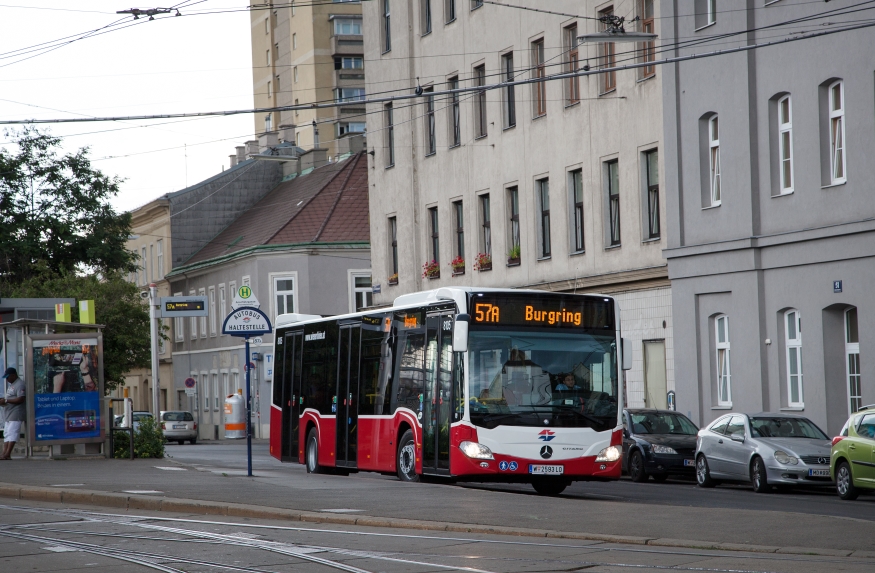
630,412,698,435
163,412,194,422
468,328,618,431
750,416,828,439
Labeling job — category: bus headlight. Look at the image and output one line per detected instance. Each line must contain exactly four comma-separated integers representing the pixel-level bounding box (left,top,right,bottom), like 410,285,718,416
459,441,494,460
595,446,621,462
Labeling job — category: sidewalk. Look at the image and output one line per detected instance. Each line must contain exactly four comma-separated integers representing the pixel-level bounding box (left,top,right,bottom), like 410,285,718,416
0,456,873,559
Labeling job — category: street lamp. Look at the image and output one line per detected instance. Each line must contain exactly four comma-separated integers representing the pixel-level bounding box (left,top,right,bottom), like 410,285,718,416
578,15,657,43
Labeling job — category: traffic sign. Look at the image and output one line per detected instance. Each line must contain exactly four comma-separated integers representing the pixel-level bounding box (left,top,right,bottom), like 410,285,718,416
244,361,256,372
184,377,196,388
231,285,260,310
250,337,263,345
222,307,272,337
185,387,196,396
161,296,209,318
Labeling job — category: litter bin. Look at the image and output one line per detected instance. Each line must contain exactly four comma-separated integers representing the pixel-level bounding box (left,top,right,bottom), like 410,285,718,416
224,390,246,439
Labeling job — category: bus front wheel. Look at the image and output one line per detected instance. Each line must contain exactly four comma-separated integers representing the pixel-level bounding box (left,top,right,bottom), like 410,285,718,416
531,479,568,496
396,429,420,482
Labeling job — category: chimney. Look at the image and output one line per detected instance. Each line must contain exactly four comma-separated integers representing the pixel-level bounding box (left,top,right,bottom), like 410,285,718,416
258,131,279,153
235,146,246,163
279,124,297,144
229,154,238,168
245,140,259,158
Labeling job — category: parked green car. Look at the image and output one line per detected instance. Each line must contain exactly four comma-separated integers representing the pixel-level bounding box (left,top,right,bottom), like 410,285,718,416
831,406,875,500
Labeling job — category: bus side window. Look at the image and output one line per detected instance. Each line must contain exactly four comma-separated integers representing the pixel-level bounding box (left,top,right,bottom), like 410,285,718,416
394,330,425,413
358,341,381,416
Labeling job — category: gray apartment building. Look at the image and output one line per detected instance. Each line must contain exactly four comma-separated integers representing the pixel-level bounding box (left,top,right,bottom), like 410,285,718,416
661,1,875,434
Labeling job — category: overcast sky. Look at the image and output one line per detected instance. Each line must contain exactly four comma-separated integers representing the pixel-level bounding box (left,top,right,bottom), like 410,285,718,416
0,1,255,212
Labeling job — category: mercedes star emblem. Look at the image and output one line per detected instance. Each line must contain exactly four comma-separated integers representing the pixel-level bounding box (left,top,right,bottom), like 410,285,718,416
539,445,553,459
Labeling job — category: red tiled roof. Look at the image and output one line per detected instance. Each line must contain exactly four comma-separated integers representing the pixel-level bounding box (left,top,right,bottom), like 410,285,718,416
185,152,369,265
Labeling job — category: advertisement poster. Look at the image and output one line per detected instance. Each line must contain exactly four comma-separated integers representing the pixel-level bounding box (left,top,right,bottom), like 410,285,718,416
32,337,101,441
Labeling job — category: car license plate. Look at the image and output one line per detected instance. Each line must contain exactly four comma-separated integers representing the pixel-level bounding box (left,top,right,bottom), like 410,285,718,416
173,424,186,429
528,465,563,475
683,459,695,467
808,468,830,477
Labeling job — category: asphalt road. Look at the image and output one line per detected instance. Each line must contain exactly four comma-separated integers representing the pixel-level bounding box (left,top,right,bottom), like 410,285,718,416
2,499,873,573
165,440,875,522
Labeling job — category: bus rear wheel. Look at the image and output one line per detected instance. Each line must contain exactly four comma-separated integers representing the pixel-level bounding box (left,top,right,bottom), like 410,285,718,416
306,428,321,474
531,479,568,496
396,429,420,482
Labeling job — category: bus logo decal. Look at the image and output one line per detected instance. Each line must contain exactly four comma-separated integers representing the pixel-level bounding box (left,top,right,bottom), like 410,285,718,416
539,446,553,459
305,331,326,341
538,430,556,441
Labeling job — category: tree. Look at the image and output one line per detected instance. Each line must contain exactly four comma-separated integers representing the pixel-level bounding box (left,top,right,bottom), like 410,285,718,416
0,127,137,282
5,269,152,394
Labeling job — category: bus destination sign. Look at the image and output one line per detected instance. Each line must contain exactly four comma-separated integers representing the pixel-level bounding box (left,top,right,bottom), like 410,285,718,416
470,294,614,330
161,296,209,318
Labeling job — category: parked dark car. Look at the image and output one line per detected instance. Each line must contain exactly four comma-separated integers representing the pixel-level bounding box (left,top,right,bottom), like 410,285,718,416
622,409,700,482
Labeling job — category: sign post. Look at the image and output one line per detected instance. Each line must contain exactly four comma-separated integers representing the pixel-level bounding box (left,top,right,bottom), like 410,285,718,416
221,292,271,477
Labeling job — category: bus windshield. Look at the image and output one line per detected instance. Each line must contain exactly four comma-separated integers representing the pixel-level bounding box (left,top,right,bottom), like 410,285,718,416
468,328,618,431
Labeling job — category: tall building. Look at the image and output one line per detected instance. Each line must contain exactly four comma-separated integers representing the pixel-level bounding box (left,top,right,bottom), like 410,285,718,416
661,2,875,433
250,0,366,157
362,0,673,409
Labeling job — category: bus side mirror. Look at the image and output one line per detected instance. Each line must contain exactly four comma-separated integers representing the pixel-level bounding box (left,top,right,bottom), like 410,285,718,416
622,337,633,371
453,314,470,353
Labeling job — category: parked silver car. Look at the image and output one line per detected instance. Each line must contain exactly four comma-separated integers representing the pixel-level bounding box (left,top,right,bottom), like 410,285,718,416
695,412,833,493
160,411,197,445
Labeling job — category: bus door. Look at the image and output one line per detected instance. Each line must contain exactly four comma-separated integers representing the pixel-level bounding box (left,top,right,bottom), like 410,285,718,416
422,312,454,475
281,330,304,461
336,323,361,467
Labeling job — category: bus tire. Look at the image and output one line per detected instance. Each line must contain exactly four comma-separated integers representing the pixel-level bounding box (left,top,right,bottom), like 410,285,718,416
396,429,419,482
531,479,568,496
306,428,322,474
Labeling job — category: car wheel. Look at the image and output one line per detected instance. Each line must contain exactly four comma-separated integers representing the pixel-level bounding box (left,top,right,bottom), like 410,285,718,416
836,461,859,501
751,456,771,493
396,429,419,482
189,437,197,445
629,450,648,482
532,479,569,496
696,454,716,488
306,428,321,474
651,473,669,483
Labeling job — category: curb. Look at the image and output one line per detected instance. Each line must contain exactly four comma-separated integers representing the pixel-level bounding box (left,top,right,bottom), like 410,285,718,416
0,482,869,559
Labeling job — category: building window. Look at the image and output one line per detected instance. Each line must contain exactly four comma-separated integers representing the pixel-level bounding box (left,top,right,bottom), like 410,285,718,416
474,64,487,138
531,39,546,116
598,7,616,93
334,88,366,103
645,150,660,239
336,122,366,137
212,372,219,410
389,217,398,276
267,81,272,99
777,95,793,193
453,200,465,261
480,194,491,257
156,239,163,280
424,87,436,155
140,246,147,285
334,18,362,35
174,291,184,342
421,0,432,35
350,273,373,312
190,290,197,340
384,103,395,167
292,33,297,50
471,0,483,8
846,307,861,414
501,53,516,128
715,315,731,406
639,0,655,79
445,0,456,22
294,66,298,83
607,160,620,246
564,25,580,105
219,284,226,328
448,76,461,147
291,1,296,16
274,276,295,318
222,371,229,405
536,179,551,258
785,310,803,407
507,186,520,256
829,80,846,184
339,56,363,69
209,286,217,337
695,0,716,29
266,49,270,65
429,206,440,264
202,372,209,411
709,115,721,206
265,17,269,34
570,169,584,252
294,99,299,116
382,0,391,52
198,288,207,338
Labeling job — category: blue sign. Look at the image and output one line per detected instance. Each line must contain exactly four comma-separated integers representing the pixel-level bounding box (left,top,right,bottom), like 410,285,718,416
222,306,273,337
35,391,100,441
833,280,842,293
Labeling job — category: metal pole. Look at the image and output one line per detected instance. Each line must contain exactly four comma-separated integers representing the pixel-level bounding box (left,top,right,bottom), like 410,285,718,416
245,335,252,477
149,283,160,417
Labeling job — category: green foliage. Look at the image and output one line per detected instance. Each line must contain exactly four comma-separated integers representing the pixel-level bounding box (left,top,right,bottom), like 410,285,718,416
0,127,137,281
112,429,132,459
4,269,153,394
133,416,165,459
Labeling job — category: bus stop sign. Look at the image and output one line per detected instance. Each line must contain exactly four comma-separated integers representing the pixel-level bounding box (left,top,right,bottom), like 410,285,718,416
222,307,272,337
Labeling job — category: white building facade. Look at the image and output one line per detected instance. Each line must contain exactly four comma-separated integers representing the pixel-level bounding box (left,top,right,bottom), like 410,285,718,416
362,0,673,409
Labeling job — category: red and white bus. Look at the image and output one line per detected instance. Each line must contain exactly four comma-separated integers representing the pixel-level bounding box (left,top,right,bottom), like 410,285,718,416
269,287,631,495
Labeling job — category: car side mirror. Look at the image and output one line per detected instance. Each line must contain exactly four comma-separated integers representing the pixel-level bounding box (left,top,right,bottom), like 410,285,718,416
730,434,745,443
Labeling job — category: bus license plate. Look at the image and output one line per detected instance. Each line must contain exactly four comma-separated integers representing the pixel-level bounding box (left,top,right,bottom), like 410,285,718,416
528,465,563,475
808,469,830,477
